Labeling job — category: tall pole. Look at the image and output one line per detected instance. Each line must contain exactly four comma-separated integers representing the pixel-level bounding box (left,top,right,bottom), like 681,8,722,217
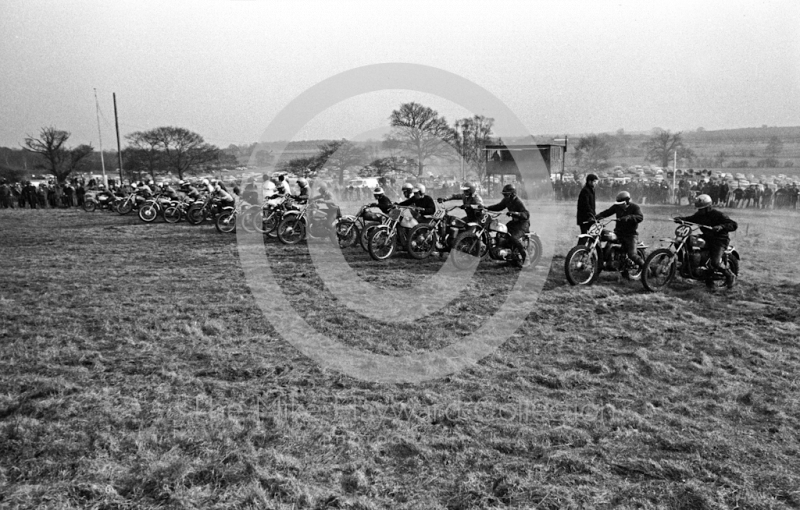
113,93,124,184
93,89,107,187
673,149,678,204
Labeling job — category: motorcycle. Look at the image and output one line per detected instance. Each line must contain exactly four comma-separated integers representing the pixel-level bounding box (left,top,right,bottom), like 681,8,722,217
252,195,293,237
335,203,388,251
276,200,344,246
405,205,462,259
186,196,222,225
138,193,174,223
641,219,740,292
564,218,648,285
367,206,419,261
115,191,146,215
82,192,116,212
450,210,543,269
162,197,194,224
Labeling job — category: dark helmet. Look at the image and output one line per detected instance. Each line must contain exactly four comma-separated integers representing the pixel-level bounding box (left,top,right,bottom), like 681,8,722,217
615,190,631,202
460,182,477,196
501,183,516,196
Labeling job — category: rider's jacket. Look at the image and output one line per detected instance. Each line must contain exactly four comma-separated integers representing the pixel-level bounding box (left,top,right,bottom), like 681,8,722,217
398,194,436,217
374,194,393,214
676,208,738,244
486,194,530,234
444,193,484,222
292,186,310,204
596,202,643,237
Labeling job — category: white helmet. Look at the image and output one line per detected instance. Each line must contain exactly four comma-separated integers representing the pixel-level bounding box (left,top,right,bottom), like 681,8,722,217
202,179,209,186
297,178,309,188
416,184,426,195
264,181,277,192
694,194,712,209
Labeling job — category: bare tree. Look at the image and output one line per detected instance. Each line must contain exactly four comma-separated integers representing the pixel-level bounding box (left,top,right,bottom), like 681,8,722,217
387,102,456,176
453,115,495,185
22,127,93,183
315,139,367,185
127,127,220,180
642,130,694,168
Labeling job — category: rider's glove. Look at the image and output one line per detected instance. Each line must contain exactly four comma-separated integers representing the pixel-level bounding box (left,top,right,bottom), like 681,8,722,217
673,217,682,223
508,212,517,218
436,197,444,203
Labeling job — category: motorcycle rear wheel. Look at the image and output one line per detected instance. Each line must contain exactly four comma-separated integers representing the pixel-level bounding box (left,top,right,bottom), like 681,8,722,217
407,224,436,260
707,252,740,289
215,211,236,233
518,234,543,268
641,248,677,292
277,217,306,244
565,245,600,285
368,228,396,261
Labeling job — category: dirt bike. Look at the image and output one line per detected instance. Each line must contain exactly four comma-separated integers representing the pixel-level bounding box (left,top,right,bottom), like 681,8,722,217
162,197,194,224
276,200,345,246
252,195,293,237
82,192,116,212
186,196,223,225
334,203,388,251
115,191,145,215
367,206,419,261
564,218,648,285
405,205,462,259
138,194,174,223
450,210,543,269
641,219,740,292
215,204,238,233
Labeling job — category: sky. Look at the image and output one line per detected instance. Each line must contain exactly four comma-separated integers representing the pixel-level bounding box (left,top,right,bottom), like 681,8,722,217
1,0,799,149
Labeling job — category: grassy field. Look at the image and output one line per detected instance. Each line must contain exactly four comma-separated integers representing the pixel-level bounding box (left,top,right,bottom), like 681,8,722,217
1,202,799,509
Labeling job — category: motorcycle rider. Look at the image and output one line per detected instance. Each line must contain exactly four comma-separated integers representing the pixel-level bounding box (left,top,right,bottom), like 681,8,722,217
369,186,394,214
595,190,645,272
438,182,484,223
485,183,530,264
213,182,235,213
674,193,738,289
290,178,311,203
577,173,598,234
399,182,414,201
308,184,340,231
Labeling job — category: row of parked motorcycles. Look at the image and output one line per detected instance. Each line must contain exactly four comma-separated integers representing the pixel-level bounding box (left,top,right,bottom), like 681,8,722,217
82,189,544,270
563,217,740,291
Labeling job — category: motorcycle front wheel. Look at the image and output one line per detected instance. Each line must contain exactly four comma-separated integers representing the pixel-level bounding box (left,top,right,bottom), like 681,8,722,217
215,211,236,233
641,248,677,292
277,217,306,244
451,232,483,270
565,245,600,285
368,228,396,261
336,220,359,249
139,204,158,223
407,224,436,260
186,204,205,225
359,225,374,252
83,200,96,213
117,199,133,215
163,206,181,223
